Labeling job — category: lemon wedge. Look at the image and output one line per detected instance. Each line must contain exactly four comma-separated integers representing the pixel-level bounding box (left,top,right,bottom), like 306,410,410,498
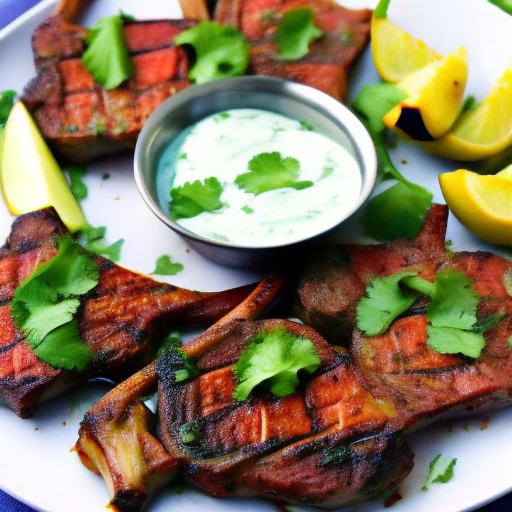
383,46,468,140
439,168,512,245
0,101,87,232
421,62,512,161
371,15,441,83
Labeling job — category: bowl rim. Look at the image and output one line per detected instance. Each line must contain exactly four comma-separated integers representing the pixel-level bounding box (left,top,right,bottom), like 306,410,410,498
134,75,377,251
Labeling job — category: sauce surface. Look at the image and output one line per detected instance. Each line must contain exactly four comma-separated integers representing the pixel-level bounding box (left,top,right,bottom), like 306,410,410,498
157,108,362,247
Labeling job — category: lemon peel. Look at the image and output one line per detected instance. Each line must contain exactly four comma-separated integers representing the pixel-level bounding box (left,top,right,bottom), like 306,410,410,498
439,168,512,245
422,62,512,161
0,101,86,232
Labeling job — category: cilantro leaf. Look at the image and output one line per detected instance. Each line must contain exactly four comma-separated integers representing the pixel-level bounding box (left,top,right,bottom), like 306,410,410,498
65,165,88,201
169,177,224,220
235,152,313,196
428,268,479,330
356,272,418,336
233,326,321,401
151,255,184,276
77,224,124,262
32,320,93,371
0,90,16,127
275,8,323,61
422,454,457,490
82,15,134,90
352,82,434,241
356,268,492,359
427,326,485,359
360,181,433,241
11,237,98,371
352,83,407,141
174,21,250,84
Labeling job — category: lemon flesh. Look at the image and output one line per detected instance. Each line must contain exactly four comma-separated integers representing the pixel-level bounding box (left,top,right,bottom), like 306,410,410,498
0,101,86,232
371,16,441,83
439,168,512,245
422,63,512,161
383,46,468,140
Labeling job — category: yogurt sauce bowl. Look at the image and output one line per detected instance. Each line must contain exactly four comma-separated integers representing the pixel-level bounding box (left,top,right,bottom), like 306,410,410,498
134,76,377,267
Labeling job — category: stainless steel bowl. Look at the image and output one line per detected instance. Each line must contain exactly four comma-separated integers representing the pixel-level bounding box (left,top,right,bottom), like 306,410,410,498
134,76,377,268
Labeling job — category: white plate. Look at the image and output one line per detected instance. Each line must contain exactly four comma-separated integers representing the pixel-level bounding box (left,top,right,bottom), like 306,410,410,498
1,1,512,511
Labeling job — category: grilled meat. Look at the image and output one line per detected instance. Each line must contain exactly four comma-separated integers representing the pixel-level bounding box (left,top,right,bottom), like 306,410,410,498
288,203,450,344
73,204,512,511
21,0,371,163
0,207,256,418
213,0,372,102
75,273,287,512
157,317,414,510
21,15,195,163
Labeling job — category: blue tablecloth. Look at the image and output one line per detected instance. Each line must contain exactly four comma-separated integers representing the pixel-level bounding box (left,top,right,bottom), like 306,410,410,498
0,1,511,511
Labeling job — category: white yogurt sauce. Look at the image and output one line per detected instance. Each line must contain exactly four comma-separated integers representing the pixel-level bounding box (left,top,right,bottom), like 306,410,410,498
156,108,362,247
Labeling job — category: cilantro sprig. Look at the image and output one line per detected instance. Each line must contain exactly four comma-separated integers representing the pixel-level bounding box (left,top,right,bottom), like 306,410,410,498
356,268,492,358
422,454,457,490
82,14,134,90
275,8,323,60
11,237,98,371
169,177,224,220
352,83,433,241
235,152,313,195
233,326,321,401
174,21,250,84
151,254,184,276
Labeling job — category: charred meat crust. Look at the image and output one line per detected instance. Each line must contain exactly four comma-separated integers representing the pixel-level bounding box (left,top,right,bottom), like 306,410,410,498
21,0,372,163
288,203,450,345
156,318,414,508
74,273,287,510
22,16,195,163
214,0,372,102
0,207,256,417
72,201,512,511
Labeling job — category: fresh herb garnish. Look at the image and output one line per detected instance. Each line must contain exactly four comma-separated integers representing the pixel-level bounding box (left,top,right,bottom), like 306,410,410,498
157,331,199,383
77,224,124,262
488,0,512,16
275,8,323,60
82,14,134,90
11,237,98,371
174,21,250,84
150,255,184,276
156,330,182,358
0,90,16,127
352,82,433,241
65,165,88,201
235,151,313,195
169,177,224,220
356,268,489,358
233,326,321,401
422,454,457,490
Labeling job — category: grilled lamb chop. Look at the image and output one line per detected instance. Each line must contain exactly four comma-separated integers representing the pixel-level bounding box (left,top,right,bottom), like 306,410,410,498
156,317,414,510
75,273,287,512
213,0,372,102
21,0,371,163
288,203,450,345
21,15,195,163
0,207,256,418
